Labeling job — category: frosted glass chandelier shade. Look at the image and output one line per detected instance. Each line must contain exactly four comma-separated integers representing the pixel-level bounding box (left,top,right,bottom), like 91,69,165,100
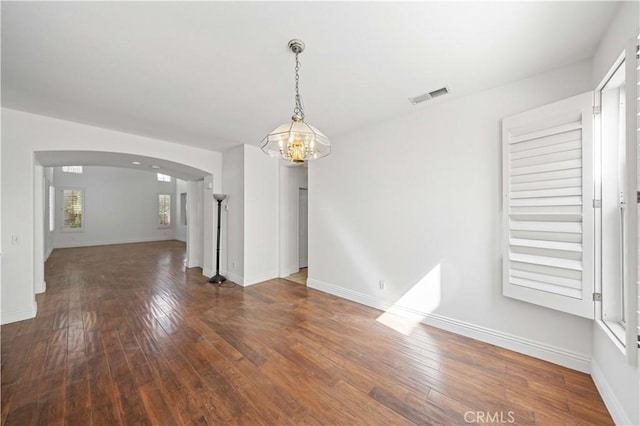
260,39,331,163
260,118,331,163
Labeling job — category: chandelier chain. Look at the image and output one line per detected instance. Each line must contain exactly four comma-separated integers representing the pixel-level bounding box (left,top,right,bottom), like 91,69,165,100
293,52,304,119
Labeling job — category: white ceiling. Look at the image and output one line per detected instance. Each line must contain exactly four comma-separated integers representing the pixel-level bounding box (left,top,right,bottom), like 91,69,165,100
2,2,619,153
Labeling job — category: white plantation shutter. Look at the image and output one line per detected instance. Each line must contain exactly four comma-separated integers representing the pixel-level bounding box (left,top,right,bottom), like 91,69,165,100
502,92,594,319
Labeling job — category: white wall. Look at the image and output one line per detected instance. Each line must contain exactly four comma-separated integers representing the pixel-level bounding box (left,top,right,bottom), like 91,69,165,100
43,167,55,260
308,59,595,371
202,174,216,277
279,165,308,277
1,107,223,324
589,3,639,425
592,324,639,426
0,127,2,317
33,165,45,294
243,145,278,285
52,166,177,248
592,2,639,93
221,144,279,286
185,180,204,269
176,178,187,242
223,145,245,283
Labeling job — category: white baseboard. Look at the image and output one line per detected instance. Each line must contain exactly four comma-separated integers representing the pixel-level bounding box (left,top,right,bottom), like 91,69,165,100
591,359,632,426
202,268,214,278
227,272,244,286
307,278,591,373
53,236,175,249
1,301,37,325
35,280,46,294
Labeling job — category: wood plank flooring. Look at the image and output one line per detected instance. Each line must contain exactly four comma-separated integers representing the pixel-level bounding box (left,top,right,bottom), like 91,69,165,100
2,241,613,425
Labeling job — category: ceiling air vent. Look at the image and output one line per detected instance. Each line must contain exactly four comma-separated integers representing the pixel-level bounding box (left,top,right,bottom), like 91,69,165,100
409,86,450,104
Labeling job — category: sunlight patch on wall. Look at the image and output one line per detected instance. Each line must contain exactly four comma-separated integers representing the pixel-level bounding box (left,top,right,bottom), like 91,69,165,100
377,264,441,336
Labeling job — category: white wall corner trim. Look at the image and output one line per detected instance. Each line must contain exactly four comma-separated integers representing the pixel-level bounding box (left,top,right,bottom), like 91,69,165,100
590,359,630,426
202,267,214,278
1,302,38,325
307,278,592,373
35,280,46,294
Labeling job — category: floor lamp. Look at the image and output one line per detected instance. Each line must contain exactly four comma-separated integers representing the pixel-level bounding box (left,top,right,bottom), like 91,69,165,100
209,193,227,283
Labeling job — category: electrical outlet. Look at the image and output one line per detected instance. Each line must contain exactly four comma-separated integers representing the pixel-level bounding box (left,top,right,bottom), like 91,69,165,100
11,234,20,245
379,280,386,290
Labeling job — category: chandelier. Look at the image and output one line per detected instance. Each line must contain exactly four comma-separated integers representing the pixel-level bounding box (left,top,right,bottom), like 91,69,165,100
260,39,331,163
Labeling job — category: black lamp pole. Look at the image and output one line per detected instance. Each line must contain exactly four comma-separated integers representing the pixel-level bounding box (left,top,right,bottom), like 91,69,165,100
209,193,227,283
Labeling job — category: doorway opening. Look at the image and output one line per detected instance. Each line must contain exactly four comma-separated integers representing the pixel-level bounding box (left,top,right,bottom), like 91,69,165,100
33,151,215,297
286,187,308,285
280,164,309,285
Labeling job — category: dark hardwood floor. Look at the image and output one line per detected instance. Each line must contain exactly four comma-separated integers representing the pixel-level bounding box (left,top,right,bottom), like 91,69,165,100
1,241,612,425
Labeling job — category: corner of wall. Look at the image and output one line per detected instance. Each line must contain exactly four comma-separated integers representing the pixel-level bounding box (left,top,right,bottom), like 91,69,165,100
227,271,244,286
591,358,632,426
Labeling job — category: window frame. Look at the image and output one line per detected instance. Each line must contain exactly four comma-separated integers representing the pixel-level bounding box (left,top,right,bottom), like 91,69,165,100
158,193,172,228
61,166,83,174
157,173,171,182
593,40,639,363
61,187,85,232
596,53,627,347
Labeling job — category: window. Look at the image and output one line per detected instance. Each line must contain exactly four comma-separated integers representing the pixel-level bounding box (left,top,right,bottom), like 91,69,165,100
62,188,84,230
49,185,55,232
159,194,171,226
157,173,171,182
599,58,626,344
62,166,83,174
